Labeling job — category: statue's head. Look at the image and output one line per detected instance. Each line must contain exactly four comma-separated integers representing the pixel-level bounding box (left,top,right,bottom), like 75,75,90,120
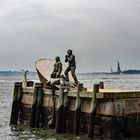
67,49,72,56
55,56,60,62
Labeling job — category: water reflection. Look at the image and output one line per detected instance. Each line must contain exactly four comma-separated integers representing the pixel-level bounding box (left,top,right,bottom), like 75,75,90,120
10,124,91,140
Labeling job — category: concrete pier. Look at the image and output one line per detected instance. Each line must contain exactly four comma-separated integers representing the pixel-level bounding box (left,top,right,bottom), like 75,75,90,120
10,81,140,138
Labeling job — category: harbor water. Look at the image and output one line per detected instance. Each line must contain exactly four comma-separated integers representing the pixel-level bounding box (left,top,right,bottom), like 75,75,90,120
0,73,140,140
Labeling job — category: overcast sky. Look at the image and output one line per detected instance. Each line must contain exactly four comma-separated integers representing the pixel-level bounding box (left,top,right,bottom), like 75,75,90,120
0,0,140,72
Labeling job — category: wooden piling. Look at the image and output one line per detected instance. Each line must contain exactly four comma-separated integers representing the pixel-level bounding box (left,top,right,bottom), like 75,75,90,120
30,83,43,128
35,83,43,128
56,81,69,133
10,82,23,125
88,84,99,138
51,89,56,128
26,81,34,87
56,86,64,133
61,90,68,133
99,81,104,89
48,86,56,128
74,83,82,135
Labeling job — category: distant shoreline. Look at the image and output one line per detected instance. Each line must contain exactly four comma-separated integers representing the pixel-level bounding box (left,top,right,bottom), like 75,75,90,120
0,69,140,76
0,71,36,76
78,70,140,75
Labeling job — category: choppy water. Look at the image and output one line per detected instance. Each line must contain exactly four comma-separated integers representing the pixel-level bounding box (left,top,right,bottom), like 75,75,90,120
0,74,140,140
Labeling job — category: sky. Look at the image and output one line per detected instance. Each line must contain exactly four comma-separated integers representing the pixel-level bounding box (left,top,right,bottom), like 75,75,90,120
0,0,140,73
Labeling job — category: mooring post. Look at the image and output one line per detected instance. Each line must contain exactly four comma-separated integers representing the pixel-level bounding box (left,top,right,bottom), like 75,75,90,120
51,87,56,129
61,89,68,133
48,84,56,129
88,84,99,138
35,83,43,128
74,83,83,135
30,83,40,128
99,82,104,89
56,84,64,133
10,82,23,125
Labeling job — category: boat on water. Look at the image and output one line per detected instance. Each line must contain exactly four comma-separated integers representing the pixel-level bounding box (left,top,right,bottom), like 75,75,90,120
10,59,140,139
